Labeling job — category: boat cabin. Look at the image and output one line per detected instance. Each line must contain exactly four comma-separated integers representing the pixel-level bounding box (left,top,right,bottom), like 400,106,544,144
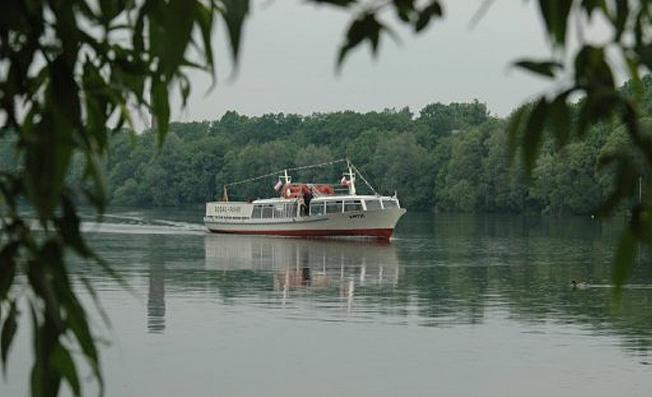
249,197,400,220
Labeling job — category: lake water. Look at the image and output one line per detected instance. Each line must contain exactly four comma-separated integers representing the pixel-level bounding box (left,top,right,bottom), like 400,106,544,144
2,211,652,396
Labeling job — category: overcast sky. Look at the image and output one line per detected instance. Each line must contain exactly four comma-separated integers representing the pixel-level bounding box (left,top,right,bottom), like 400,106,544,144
172,1,560,123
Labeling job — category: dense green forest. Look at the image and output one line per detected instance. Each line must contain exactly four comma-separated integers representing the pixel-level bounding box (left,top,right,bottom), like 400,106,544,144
3,79,651,215
97,77,652,214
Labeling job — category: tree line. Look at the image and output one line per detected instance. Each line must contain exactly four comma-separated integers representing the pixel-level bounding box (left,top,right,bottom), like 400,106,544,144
96,77,652,215
2,79,643,215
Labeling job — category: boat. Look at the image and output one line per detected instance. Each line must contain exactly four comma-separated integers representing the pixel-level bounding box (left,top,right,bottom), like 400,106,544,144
204,159,406,239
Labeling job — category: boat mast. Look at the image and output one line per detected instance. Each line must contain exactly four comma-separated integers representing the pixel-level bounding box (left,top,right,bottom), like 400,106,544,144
345,159,357,195
279,169,292,197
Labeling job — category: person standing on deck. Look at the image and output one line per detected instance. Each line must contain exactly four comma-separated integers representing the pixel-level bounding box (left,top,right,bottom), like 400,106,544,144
302,189,313,216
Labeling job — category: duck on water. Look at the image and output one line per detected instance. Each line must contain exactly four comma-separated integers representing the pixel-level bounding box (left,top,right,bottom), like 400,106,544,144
570,280,590,290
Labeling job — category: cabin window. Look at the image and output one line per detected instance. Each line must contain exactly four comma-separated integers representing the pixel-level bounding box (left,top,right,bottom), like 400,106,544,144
262,205,274,218
382,199,398,209
284,203,297,218
273,204,284,218
310,202,325,215
252,205,263,218
344,200,362,212
326,201,343,214
364,199,382,211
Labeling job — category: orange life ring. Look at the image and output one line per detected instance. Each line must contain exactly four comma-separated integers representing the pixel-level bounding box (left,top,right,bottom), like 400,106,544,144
312,184,333,195
282,184,306,199
320,185,333,195
282,184,333,198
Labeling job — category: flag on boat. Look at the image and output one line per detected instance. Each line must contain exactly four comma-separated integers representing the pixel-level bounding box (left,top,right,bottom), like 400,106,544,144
274,180,283,191
340,176,348,186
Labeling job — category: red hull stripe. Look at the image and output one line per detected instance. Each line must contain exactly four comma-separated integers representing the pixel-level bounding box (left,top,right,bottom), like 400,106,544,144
207,228,394,239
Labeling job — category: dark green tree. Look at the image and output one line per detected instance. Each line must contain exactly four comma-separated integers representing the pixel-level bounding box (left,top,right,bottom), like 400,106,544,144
370,132,433,209
416,100,490,150
294,145,336,182
482,120,529,213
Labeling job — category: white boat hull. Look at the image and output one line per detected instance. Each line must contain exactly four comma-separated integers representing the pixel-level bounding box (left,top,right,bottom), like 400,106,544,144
204,208,406,239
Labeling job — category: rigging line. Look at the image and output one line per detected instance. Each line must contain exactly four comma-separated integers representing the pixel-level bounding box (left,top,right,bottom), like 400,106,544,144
289,158,347,174
349,162,378,196
224,158,347,187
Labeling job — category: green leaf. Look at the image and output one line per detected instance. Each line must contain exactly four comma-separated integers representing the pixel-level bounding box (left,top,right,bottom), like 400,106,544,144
522,98,549,179
537,0,553,35
66,297,103,394
613,0,629,41
111,56,146,107
221,0,250,65
30,241,66,332
51,344,81,396
506,106,528,161
580,0,608,17
82,60,110,141
0,242,18,299
555,0,573,44
178,74,192,108
392,0,414,23
84,148,109,213
576,90,619,137
625,55,642,98
23,114,72,225
415,2,443,32
50,56,82,130
22,56,76,223
55,195,93,258
635,44,652,72
160,0,196,78
549,94,570,148
151,78,170,146
195,2,216,78
513,59,562,78
574,45,614,90
337,13,386,69
537,0,572,46
613,229,635,297
98,0,125,22
1,301,17,376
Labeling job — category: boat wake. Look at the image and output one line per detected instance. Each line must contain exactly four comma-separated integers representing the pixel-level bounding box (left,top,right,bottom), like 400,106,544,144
81,213,205,236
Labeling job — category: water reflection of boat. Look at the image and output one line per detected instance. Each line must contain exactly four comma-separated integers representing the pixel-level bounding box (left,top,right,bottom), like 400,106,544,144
204,234,401,294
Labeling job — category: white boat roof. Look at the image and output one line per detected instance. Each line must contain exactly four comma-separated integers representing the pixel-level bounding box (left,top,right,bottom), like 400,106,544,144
252,194,395,204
